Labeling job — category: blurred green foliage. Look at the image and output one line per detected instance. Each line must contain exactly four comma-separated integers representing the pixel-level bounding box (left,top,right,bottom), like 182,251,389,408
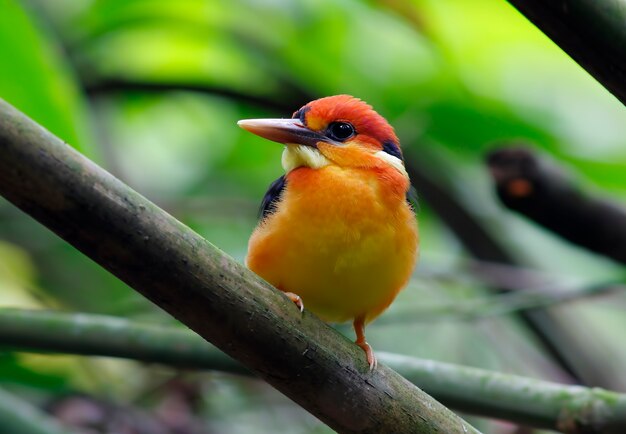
0,0,97,157
1,0,625,432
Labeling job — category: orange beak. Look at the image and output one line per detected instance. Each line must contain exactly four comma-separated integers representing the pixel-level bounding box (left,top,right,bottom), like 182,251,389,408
238,118,335,148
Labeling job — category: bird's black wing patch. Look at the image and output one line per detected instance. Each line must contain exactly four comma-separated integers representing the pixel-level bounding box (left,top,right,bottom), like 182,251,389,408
406,184,419,214
259,175,287,220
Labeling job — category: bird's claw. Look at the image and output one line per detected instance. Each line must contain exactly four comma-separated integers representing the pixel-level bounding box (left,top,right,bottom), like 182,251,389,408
357,341,377,371
284,292,304,313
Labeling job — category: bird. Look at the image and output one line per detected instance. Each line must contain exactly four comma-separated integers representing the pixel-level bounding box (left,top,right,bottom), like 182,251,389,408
238,95,418,369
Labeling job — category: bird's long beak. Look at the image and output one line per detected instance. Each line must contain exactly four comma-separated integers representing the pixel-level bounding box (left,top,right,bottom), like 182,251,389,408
237,118,327,148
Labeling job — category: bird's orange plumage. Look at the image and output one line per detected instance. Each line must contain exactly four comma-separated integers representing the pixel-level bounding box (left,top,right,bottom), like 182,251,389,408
240,95,418,368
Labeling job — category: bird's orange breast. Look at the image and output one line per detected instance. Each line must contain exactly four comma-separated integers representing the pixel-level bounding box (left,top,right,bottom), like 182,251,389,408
246,165,419,323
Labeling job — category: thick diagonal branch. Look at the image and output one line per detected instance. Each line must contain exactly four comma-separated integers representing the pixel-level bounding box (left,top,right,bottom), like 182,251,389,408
505,0,626,105
0,99,480,434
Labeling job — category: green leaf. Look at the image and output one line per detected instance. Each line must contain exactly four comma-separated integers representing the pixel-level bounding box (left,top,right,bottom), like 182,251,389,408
0,0,98,159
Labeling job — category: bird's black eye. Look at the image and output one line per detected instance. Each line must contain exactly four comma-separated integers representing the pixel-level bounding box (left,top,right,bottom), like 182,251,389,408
327,122,355,142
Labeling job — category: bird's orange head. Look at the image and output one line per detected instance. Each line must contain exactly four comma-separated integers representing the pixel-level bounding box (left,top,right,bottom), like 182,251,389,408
238,95,407,177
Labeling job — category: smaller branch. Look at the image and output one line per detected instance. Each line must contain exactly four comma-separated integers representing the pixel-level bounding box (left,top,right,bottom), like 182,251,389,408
486,146,626,265
83,78,309,114
404,149,583,383
404,151,515,264
384,353,626,434
0,387,76,434
2,308,626,433
374,280,623,325
0,308,247,376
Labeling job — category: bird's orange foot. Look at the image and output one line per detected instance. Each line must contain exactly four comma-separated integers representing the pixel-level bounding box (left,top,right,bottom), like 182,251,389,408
353,315,377,370
284,292,304,313
356,340,377,371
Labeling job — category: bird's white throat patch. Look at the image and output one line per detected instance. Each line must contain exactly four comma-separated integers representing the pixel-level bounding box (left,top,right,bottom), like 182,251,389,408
281,144,408,178
374,150,408,178
282,144,331,172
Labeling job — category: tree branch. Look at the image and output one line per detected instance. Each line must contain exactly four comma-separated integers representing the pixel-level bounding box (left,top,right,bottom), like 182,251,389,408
84,78,311,114
505,0,626,106
375,280,624,324
2,308,626,433
487,145,626,265
404,150,587,384
0,387,76,434
0,308,248,376
0,99,480,434
405,149,626,388
385,354,626,434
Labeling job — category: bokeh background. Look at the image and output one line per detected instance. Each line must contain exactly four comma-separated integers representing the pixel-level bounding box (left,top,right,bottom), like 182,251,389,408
1,0,626,433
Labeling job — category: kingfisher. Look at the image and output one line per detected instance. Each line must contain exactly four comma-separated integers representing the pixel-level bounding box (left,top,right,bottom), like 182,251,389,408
238,95,419,369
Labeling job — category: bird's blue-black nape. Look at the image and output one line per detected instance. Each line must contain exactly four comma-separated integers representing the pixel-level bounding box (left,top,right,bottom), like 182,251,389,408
382,140,403,161
259,175,287,220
